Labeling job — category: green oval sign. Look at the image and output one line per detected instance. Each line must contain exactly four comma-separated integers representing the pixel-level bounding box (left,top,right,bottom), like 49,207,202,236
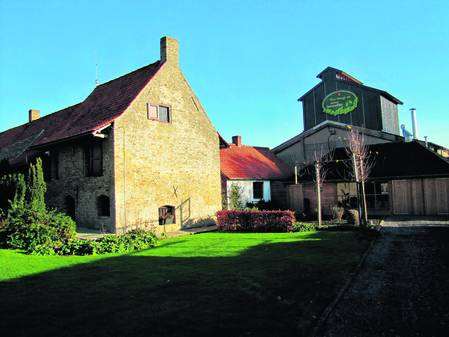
322,90,358,116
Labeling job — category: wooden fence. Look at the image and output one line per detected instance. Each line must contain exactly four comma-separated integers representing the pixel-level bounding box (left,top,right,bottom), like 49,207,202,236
392,178,449,216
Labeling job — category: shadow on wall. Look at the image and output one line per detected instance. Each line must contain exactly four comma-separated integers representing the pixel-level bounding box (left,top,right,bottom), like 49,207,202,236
181,216,216,229
0,230,380,337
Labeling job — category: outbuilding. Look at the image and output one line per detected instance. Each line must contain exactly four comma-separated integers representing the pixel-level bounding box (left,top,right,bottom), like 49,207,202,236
220,135,291,209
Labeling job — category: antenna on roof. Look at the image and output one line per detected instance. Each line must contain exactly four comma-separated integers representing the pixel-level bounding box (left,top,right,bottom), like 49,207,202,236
95,63,99,87
94,50,100,87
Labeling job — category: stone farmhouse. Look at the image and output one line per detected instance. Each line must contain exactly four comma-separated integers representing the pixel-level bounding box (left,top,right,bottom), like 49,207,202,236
0,36,222,233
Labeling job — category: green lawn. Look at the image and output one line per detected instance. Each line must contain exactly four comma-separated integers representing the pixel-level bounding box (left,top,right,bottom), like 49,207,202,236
0,231,371,337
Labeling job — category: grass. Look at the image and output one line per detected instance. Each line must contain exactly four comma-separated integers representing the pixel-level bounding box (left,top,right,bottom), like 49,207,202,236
0,231,372,337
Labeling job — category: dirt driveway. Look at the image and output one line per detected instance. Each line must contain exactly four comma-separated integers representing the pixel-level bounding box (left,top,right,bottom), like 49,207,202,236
317,217,449,337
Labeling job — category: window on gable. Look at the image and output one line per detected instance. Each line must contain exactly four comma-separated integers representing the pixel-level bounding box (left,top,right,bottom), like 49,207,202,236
147,103,171,123
253,181,264,200
159,205,176,225
147,103,158,120
97,195,110,217
158,105,170,123
84,142,103,177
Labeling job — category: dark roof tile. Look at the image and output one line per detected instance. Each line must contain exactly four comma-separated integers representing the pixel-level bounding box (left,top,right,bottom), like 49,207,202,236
0,61,162,161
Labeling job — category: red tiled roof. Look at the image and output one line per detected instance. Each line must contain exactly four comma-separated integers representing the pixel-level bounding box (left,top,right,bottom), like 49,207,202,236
0,61,162,162
220,144,291,180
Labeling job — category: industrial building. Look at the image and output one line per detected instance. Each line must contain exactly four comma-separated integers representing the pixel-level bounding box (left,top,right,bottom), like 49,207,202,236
273,67,449,217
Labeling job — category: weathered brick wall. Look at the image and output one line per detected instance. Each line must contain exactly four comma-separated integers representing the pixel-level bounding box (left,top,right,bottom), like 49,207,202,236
45,135,115,232
112,43,222,233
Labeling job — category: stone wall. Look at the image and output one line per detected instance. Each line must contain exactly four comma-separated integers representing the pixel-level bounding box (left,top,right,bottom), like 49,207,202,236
112,40,222,233
45,134,115,232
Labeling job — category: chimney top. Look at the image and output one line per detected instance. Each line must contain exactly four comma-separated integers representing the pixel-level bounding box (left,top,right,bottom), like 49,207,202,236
160,36,179,66
410,108,418,140
232,135,242,147
29,109,40,123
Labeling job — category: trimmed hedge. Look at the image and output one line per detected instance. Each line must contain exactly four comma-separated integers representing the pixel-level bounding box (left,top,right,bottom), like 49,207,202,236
217,210,295,232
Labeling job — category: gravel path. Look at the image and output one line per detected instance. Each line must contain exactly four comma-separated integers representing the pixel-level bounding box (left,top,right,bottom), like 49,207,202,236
317,218,449,337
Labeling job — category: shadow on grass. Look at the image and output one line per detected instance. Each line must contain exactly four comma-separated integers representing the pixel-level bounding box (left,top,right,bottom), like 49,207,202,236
0,231,371,337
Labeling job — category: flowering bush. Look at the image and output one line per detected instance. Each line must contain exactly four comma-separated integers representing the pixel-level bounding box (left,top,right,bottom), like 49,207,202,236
216,210,295,232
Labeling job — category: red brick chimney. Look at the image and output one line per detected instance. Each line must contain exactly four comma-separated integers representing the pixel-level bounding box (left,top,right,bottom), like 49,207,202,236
232,135,242,147
29,109,40,122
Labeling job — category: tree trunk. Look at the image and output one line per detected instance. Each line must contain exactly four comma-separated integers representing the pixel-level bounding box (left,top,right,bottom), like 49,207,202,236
361,180,368,225
315,162,322,227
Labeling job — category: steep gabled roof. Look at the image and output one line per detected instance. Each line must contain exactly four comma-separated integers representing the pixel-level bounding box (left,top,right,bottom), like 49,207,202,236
221,144,291,180
298,66,403,104
0,61,162,162
317,66,362,84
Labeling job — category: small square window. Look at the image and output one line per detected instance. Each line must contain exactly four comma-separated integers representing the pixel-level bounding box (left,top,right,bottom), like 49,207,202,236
147,103,158,120
253,181,264,200
158,106,170,123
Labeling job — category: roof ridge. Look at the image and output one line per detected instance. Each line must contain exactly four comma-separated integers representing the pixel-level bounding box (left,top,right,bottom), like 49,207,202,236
96,61,160,88
413,140,449,166
0,102,82,137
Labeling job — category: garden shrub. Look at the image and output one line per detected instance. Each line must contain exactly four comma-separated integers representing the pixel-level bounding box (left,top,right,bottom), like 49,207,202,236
59,238,99,256
0,205,76,254
59,229,158,256
229,184,244,210
245,200,278,210
216,210,295,232
331,206,345,223
347,209,360,226
291,221,319,232
0,158,77,255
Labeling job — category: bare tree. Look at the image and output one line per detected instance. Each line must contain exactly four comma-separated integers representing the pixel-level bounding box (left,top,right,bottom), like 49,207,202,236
311,146,334,227
345,128,375,225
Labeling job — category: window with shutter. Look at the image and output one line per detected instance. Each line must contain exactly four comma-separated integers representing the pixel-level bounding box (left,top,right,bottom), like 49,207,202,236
84,143,103,177
158,106,170,123
147,103,158,120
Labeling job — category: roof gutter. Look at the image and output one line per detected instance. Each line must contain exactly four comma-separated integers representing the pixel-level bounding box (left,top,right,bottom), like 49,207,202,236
29,127,110,150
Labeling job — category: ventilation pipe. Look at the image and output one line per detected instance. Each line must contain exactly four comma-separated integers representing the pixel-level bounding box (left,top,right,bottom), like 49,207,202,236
410,108,418,139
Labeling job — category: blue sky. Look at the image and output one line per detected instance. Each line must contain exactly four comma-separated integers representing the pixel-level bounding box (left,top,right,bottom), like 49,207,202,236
0,0,448,147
